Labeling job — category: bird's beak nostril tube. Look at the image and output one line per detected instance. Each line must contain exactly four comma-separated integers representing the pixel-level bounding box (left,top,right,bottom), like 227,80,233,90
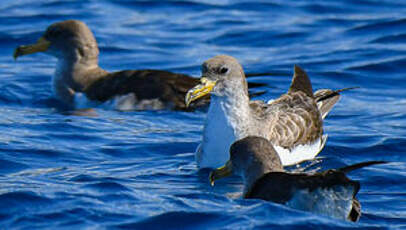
185,77,216,107
209,161,233,186
14,37,51,60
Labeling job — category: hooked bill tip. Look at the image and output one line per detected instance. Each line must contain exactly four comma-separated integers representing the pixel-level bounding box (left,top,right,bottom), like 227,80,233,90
209,172,215,186
13,48,20,60
185,93,191,108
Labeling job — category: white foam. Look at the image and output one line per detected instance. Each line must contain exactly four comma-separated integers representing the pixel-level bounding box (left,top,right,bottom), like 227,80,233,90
74,92,99,109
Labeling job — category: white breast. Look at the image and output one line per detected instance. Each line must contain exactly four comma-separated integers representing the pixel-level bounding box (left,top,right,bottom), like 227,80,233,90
197,97,237,169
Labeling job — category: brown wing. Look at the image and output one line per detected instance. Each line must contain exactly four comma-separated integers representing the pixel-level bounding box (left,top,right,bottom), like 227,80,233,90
246,170,360,221
84,70,207,110
253,65,322,148
244,172,297,203
261,91,323,149
85,69,266,111
246,170,359,200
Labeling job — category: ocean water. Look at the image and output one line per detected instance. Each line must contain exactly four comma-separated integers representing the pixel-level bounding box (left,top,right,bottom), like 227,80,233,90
0,0,405,229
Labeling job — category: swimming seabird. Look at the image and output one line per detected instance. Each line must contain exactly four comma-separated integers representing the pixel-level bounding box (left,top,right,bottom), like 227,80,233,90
185,55,347,168
210,136,386,221
13,20,264,110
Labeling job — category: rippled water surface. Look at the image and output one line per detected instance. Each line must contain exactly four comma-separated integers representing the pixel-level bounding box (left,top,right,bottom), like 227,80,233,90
0,0,405,229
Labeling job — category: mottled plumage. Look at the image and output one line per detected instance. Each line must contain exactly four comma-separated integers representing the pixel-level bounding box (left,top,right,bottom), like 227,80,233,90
14,20,264,110
210,136,386,221
186,55,330,168
256,88,322,149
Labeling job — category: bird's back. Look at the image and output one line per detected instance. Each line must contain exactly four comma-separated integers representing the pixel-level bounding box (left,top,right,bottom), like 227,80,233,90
255,91,323,149
245,170,360,221
250,65,323,149
84,69,209,110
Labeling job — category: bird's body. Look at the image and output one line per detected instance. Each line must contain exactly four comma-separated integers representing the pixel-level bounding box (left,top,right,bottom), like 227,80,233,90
82,69,207,110
210,136,386,222
14,20,263,111
246,168,360,221
186,55,335,169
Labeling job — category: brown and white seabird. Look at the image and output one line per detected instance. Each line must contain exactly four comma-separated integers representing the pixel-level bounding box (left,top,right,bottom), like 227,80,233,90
13,20,264,111
210,136,386,221
185,55,350,168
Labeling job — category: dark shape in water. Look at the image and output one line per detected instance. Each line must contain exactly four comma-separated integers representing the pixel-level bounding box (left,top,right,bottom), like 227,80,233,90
210,136,386,222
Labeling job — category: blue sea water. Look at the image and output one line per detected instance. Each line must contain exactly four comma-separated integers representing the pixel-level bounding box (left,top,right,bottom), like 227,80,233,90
0,0,405,229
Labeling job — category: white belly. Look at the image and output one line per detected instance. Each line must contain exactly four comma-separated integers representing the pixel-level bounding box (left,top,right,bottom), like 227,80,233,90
274,135,327,166
74,93,166,111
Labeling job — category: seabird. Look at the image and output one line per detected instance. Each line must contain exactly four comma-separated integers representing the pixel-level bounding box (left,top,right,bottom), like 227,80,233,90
210,136,386,221
185,55,348,168
13,20,264,111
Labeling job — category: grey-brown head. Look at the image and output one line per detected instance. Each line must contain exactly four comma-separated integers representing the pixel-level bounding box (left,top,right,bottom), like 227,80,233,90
209,136,283,186
185,55,248,106
14,20,99,61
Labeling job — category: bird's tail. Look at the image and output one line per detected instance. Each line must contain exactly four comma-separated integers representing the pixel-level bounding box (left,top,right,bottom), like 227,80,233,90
315,87,360,103
314,86,359,119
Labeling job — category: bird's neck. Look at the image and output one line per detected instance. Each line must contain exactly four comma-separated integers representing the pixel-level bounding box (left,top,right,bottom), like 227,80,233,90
242,159,285,196
243,165,271,196
198,87,252,168
53,54,106,105
209,86,252,139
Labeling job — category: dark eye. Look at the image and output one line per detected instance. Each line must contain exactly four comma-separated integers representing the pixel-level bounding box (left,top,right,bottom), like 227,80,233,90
219,67,228,74
201,65,208,73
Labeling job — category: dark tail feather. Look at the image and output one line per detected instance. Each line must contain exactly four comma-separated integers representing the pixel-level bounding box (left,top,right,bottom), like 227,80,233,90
248,90,267,98
338,161,387,173
247,82,268,88
314,87,359,119
316,86,360,102
288,65,313,97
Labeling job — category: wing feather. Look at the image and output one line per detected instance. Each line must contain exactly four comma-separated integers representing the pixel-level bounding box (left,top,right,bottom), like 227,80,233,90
256,91,323,148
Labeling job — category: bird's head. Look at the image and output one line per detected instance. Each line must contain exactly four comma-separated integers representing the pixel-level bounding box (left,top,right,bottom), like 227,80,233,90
14,20,99,61
185,55,248,107
209,136,283,186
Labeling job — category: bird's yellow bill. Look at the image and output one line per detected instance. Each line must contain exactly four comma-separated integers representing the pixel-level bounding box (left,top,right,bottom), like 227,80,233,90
13,37,51,60
185,77,216,107
209,161,232,186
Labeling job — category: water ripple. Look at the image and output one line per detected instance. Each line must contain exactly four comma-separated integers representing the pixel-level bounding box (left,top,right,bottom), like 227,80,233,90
0,0,405,229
